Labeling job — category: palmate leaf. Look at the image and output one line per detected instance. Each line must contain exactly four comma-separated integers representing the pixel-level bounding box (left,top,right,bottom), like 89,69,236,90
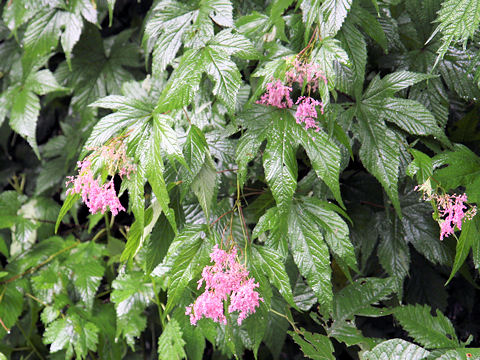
428,0,480,66
21,1,98,69
363,339,430,360
56,25,138,116
311,37,349,89
158,319,187,360
393,304,460,349
43,313,99,360
157,29,256,113
143,0,234,75
238,106,343,209
319,0,353,37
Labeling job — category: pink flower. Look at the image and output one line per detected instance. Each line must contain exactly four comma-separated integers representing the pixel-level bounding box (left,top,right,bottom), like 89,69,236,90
437,193,473,240
256,80,293,108
186,245,263,326
66,160,125,216
295,96,323,132
286,59,327,93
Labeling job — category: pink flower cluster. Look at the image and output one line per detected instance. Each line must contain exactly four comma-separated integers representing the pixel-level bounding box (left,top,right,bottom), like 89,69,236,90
436,193,477,240
185,245,263,326
66,160,126,216
285,59,327,93
66,138,135,216
415,183,477,240
257,80,293,109
295,96,324,132
256,59,327,135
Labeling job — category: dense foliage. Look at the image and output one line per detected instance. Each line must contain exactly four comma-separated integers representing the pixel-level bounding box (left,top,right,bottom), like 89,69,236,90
1,0,480,359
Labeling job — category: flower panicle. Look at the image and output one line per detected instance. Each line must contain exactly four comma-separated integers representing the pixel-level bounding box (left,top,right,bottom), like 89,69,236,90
415,181,477,240
186,245,263,326
66,137,135,216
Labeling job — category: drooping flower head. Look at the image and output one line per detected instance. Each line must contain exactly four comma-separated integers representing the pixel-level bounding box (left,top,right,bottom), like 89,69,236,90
66,136,135,216
295,96,323,132
256,80,293,109
285,58,327,93
186,245,263,326
415,181,477,240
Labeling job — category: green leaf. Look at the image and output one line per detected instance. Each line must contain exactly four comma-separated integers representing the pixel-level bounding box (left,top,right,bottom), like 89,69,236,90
433,145,480,203
428,0,480,66
9,87,40,158
292,123,344,207
446,216,479,284
333,278,394,322
407,149,433,184
393,304,459,349
288,200,332,311
157,49,203,111
298,197,356,271
165,227,214,314
311,37,349,87
363,339,430,360
377,212,410,293
319,0,352,37
43,313,100,359
191,156,217,221
153,113,185,167
363,71,435,100
252,244,295,307
356,107,401,215
337,20,367,97
0,285,23,339
55,193,80,233
289,329,335,360
349,4,387,51
203,47,242,113
263,112,297,209
366,98,448,144
158,319,187,360
70,260,105,310
111,272,154,348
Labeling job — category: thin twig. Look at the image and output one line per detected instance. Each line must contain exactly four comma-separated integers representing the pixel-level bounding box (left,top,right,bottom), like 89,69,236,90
182,107,192,125
210,209,236,227
1,241,80,285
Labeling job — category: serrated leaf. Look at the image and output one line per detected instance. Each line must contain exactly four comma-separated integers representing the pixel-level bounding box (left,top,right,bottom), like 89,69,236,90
333,278,394,322
377,213,410,293
158,319,187,360
111,272,154,348
0,285,23,339
165,227,214,313
356,107,401,215
428,0,480,66
263,112,297,209
288,200,332,311
203,47,242,113
363,71,435,100
70,260,105,309
447,216,479,284
191,156,217,221
292,125,344,207
393,304,459,349
43,314,99,359
337,20,367,97
289,329,335,360
433,145,480,203
363,339,430,360
311,37,349,87
319,0,352,37
157,49,203,111
252,244,295,307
